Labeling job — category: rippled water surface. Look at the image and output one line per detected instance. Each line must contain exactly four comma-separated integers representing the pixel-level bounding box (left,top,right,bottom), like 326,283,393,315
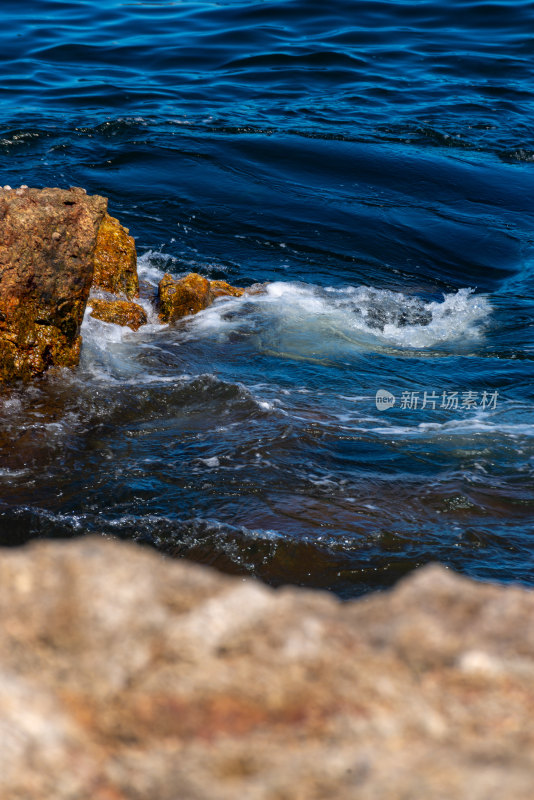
1,0,533,596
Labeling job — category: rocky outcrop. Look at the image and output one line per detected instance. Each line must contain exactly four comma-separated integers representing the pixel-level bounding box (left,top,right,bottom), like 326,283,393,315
0,187,145,382
158,272,244,323
0,186,107,382
89,298,147,331
0,185,251,380
0,536,533,800
92,213,139,300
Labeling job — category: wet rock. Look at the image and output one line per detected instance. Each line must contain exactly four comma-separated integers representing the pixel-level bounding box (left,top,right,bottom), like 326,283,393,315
0,186,107,382
245,282,269,295
89,298,147,331
158,273,245,322
0,536,533,800
92,213,139,300
210,280,245,299
158,272,213,322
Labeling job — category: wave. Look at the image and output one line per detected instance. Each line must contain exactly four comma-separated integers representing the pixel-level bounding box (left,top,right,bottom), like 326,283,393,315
190,281,491,354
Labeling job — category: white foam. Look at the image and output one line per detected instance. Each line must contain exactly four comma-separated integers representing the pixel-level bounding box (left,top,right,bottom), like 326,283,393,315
368,414,534,438
0,468,29,479
137,250,172,286
186,281,491,355
200,456,220,467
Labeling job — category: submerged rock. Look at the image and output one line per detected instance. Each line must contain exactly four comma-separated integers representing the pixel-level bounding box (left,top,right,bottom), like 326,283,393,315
92,212,139,300
89,298,147,331
0,186,107,382
0,536,533,799
158,272,244,323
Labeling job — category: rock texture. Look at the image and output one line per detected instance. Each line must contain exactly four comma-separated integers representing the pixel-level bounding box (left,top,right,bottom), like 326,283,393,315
0,187,107,382
0,537,533,800
89,298,147,331
158,272,244,323
92,213,139,300
210,279,246,299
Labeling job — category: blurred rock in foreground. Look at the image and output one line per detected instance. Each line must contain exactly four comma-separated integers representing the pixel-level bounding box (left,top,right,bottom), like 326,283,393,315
0,537,533,800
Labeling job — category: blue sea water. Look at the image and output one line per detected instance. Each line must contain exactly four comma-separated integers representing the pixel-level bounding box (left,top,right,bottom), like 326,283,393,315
0,0,533,596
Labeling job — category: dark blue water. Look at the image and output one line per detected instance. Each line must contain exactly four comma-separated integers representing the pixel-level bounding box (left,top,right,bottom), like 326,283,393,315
1,0,533,596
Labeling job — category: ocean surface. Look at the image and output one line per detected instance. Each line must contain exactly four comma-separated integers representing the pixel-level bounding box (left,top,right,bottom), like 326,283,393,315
0,0,533,597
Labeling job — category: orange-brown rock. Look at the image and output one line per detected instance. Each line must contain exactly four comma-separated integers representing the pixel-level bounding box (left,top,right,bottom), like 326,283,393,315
158,272,213,322
210,280,245,299
92,212,139,300
158,272,244,323
0,186,107,383
89,298,147,331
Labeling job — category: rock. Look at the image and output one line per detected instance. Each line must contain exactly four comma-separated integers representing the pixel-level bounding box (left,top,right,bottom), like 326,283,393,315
158,272,214,323
244,282,269,295
89,299,147,331
92,213,139,300
158,272,244,323
0,187,107,382
0,537,533,799
210,280,245,299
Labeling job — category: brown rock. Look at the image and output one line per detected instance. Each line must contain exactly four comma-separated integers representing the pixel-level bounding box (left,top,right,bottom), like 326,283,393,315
0,536,533,799
92,213,139,300
0,186,107,382
210,280,245,299
158,272,214,322
89,299,147,331
158,272,245,323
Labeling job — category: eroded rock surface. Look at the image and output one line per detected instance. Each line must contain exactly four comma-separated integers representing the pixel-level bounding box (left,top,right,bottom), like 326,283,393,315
210,279,245,299
158,272,244,323
0,187,107,382
89,298,147,331
92,212,139,300
0,536,533,800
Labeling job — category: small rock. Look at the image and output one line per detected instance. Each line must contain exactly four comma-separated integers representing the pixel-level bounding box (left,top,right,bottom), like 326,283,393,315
210,280,245,299
245,282,269,295
89,299,147,331
158,272,214,322
158,273,245,323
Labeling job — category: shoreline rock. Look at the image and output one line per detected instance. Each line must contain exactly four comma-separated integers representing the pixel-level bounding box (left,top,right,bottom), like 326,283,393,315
0,187,145,383
92,212,139,300
0,187,107,383
0,535,533,799
0,185,250,382
158,272,244,323
89,298,148,331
